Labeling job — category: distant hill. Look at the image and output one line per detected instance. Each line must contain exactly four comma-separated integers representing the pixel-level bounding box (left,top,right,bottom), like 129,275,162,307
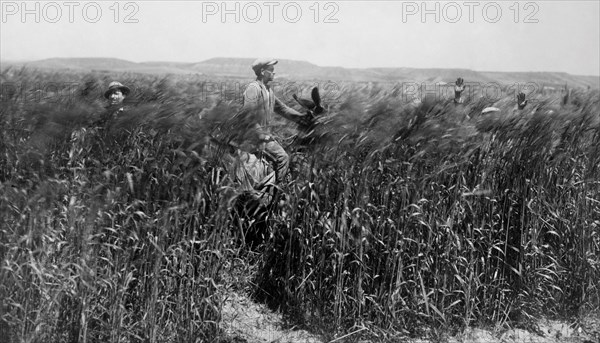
23,57,140,71
480,71,600,89
3,57,598,89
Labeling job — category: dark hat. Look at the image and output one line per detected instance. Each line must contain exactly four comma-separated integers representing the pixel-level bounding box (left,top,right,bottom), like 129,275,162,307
251,58,278,76
104,81,130,99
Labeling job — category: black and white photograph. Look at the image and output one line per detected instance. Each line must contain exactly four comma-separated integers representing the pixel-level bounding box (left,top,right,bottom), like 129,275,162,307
1,1,599,342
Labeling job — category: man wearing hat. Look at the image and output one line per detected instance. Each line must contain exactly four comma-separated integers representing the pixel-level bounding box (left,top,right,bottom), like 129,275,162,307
68,81,131,169
102,81,130,120
239,58,312,183
84,80,132,131
105,81,130,104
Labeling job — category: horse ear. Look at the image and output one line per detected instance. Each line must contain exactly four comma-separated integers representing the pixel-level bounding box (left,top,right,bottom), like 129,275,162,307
294,93,316,110
311,87,325,114
311,87,321,107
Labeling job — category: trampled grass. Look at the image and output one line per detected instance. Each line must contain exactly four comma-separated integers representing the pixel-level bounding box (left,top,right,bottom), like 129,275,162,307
1,68,598,342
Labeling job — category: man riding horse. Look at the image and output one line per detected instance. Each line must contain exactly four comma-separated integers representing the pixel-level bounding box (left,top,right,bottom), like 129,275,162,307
218,59,315,247
238,58,313,184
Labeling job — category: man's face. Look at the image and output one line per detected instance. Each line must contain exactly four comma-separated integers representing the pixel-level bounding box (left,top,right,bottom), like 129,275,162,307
262,66,275,82
108,89,125,105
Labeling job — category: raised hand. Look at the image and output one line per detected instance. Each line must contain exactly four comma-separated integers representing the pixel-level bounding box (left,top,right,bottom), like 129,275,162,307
517,92,528,110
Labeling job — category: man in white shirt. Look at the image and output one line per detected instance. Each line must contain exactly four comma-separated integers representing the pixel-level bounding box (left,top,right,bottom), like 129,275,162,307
240,58,311,183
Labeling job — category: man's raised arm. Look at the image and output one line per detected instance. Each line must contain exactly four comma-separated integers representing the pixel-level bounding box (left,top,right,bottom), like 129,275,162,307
274,97,311,126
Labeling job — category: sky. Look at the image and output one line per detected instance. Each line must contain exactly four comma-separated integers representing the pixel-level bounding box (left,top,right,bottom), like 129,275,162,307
1,0,599,76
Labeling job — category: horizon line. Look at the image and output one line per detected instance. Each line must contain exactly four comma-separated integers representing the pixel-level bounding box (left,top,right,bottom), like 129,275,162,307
2,56,599,78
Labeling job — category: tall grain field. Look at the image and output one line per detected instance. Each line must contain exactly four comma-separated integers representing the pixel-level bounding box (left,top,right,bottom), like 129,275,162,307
1,68,598,342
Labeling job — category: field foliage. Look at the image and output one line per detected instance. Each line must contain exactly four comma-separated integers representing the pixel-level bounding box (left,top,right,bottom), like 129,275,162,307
1,68,599,342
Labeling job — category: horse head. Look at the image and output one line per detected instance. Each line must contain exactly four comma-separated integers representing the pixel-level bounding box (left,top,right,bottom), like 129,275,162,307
292,87,329,146
293,87,325,116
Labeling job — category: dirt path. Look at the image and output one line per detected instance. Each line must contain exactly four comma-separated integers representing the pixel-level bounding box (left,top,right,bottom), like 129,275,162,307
221,291,324,343
220,290,599,343
447,322,597,343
